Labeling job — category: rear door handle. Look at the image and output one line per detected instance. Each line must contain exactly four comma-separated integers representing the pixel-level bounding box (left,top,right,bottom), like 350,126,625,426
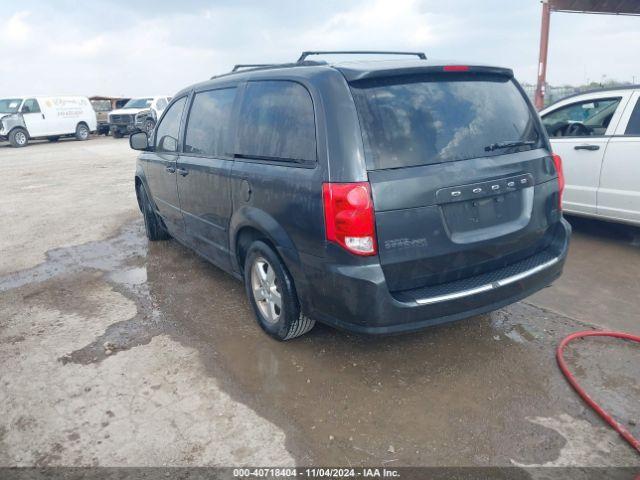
165,165,176,174
177,167,189,177
574,145,600,151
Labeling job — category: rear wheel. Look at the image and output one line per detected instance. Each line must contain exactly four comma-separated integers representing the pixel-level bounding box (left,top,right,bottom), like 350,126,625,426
9,128,28,148
75,123,89,141
139,185,170,241
244,241,315,340
112,129,123,139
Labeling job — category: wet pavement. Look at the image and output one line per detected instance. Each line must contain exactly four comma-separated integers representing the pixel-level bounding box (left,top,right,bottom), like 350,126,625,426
1,137,639,467
530,216,640,335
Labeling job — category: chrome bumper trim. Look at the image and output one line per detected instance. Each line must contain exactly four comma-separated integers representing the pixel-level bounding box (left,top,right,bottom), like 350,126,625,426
415,256,560,305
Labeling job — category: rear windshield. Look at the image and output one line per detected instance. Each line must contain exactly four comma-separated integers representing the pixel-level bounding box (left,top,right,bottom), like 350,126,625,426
351,74,541,170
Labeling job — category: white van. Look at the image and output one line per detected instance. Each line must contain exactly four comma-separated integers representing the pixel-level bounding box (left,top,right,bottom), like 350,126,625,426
0,96,97,147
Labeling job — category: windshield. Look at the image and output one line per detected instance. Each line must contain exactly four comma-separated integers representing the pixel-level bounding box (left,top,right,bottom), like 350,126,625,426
0,98,23,114
123,98,153,109
351,74,541,170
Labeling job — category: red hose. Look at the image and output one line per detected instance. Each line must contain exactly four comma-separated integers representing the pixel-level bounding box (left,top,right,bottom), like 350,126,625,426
556,330,640,453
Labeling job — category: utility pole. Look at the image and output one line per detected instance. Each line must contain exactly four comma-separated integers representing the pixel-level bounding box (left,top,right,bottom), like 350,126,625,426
534,0,551,111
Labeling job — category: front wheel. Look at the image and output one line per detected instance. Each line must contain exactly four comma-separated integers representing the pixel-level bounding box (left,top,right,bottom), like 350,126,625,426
139,185,170,241
244,241,315,340
75,123,90,141
9,128,28,148
112,129,123,139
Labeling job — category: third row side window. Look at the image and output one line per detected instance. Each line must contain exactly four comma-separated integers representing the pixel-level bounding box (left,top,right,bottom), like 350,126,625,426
236,81,316,162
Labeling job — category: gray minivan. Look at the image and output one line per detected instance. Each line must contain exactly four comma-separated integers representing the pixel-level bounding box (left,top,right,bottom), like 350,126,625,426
130,51,571,340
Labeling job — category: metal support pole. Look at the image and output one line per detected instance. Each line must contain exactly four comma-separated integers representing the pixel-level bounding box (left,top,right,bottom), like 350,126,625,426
535,0,551,110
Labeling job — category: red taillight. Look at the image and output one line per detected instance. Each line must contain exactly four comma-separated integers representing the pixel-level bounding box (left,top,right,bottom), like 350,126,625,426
552,153,564,210
443,65,470,72
322,182,377,256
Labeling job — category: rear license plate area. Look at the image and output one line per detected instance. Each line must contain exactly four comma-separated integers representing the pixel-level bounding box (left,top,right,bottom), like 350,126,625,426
443,191,521,233
436,173,533,238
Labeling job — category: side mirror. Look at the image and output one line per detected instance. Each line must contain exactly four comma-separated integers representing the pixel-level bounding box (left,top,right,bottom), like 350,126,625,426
130,131,150,151
158,135,178,153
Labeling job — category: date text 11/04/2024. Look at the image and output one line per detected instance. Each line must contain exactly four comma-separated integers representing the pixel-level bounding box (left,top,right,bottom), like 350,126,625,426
232,468,401,478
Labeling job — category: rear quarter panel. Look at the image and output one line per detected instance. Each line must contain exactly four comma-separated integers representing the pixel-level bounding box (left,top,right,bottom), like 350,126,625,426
227,72,343,310
228,76,328,250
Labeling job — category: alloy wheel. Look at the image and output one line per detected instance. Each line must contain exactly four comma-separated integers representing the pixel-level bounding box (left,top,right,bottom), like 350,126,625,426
250,257,282,324
15,131,27,146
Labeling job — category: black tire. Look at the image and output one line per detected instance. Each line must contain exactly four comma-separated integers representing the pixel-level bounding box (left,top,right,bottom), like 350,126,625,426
144,119,155,134
112,129,123,139
47,136,60,142
139,185,170,241
9,128,28,148
75,123,90,141
244,241,315,340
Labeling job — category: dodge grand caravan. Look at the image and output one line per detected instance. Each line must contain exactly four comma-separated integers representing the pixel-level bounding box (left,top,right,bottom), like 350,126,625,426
130,51,571,340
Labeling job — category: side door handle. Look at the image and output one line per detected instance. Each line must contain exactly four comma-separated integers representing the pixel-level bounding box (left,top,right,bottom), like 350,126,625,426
176,167,189,177
165,165,176,174
574,144,600,151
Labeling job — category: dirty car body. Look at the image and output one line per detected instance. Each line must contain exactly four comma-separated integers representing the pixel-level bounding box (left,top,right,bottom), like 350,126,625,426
131,55,571,339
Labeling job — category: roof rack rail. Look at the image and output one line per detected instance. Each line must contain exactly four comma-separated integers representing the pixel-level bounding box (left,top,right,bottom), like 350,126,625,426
297,50,427,62
211,60,328,79
232,64,276,72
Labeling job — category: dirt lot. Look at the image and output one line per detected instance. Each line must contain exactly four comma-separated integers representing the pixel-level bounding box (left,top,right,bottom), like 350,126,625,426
1,136,639,467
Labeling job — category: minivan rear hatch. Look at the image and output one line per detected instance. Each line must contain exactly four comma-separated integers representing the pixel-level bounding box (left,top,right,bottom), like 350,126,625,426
349,68,561,292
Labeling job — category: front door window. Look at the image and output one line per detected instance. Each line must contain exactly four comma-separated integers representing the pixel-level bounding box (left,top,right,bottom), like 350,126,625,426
542,98,621,137
155,97,186,153
21,98,41,114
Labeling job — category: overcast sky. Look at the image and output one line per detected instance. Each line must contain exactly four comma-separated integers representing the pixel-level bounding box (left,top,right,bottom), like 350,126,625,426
2,0,639,97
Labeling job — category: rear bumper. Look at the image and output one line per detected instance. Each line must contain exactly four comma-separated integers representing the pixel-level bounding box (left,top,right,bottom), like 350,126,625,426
303,218,571,334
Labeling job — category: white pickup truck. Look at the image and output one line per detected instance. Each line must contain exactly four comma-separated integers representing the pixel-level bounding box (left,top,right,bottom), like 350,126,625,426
540,86,640,226
108,96,170,138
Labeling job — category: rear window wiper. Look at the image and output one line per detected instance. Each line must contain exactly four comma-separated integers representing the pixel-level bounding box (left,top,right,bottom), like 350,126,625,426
484,140,536,152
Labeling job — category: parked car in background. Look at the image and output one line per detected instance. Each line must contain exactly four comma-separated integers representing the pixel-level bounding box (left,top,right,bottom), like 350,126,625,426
90,96,130,135
0,96,97,147
108,96,170,138
541,86,640,226
130,51,570,341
